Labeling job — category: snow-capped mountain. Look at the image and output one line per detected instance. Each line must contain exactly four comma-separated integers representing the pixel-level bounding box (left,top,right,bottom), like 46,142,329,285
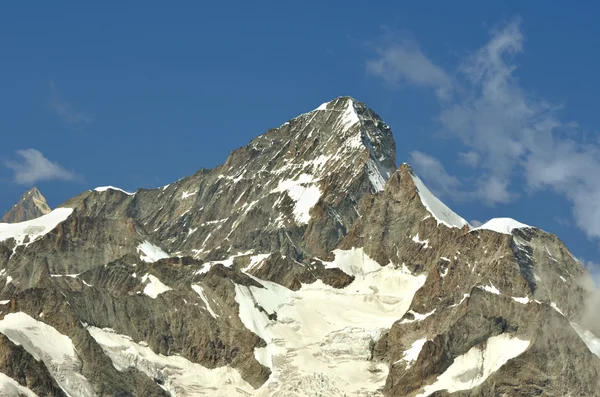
1,187,51,223
0,97,599,396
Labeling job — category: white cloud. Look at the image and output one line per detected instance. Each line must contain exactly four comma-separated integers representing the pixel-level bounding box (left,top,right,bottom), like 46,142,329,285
470,220,484,228
49,81,92,124
366,38,452,100
368,18,600,241
4,149,81,185
458,151,480,168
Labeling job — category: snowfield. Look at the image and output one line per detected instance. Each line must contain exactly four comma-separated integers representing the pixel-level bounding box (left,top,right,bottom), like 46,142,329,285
87,326,253,396
0,208,73,248
235,247,427,396
416,334,530,396
0,312,96,397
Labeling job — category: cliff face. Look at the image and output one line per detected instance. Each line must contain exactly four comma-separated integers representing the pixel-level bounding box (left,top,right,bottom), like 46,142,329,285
0,97,597,397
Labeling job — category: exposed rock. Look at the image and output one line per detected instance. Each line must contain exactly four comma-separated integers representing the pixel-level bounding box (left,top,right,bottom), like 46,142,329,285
1,187,51,223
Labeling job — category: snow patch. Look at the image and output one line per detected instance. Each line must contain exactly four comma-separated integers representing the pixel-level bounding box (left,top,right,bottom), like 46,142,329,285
416,334,530,396
0,312,96,396
409,170,470,229
87,327,253,396
396,338,427,369
137,241,169,262
480,282,501,295
141,274,172,299
93,186,134,195
272,174,322,224
400,309,436,324
512,296,530,304
412,234,430,249
472,218,531,235
191,285,219,318
181,190,197,199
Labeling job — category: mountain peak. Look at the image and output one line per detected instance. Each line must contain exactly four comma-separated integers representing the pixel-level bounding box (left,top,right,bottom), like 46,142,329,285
1,187,52,223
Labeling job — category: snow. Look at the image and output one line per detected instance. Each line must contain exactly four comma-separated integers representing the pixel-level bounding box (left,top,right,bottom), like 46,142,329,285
571,323,600,358
0,312,96,397
93,186,134,195
137,241,169,262
0,372,38,397
140,274,172,299
191,285,219,318
0,300,9,305
316,102,329,111
242,253,271,272
400,309,436,324
409,170,470,229
87,326,253,396
181,190,197,199
416,334,530,396
471,218,531,235
396,338,427,369
550,302,564,315
512,296,530,304
412,234,430,249
234,248,427,396
0,208,73,249
272,174,322,224
480,282,501,295
365,158,387,192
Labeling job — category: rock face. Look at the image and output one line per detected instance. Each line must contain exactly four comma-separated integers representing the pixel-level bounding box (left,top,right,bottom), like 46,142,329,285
0,96,598,396
1,187,51,223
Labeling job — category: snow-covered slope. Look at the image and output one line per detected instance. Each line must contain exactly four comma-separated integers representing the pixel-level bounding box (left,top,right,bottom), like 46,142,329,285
408,168,470,229
0,208,73,248
0,312,96,397
416,334,530,396
235,248,426,396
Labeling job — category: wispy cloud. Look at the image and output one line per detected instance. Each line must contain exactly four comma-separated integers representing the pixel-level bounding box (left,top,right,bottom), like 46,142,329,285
4,149,82,185
49,81,93,124
367,18,600,242
410,151,462,198
366,36,452,100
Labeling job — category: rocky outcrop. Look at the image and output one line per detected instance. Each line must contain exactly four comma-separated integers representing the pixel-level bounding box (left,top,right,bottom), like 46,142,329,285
1,187,51,223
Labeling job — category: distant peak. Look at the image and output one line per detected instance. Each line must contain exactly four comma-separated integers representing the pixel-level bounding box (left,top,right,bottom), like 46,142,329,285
1,186,51,223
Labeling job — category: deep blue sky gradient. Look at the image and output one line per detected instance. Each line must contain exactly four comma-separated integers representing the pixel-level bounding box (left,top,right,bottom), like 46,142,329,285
2,2,600,264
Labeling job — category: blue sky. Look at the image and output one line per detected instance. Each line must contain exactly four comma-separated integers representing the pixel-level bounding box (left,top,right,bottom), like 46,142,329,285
2,2,600,267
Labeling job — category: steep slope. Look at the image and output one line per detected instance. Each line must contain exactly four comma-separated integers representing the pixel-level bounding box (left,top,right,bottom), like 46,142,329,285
1,187,51,223
0,97,598,396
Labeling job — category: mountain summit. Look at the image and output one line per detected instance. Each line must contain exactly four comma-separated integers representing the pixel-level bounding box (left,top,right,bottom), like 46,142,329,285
1,187,51,223
0,97,598,396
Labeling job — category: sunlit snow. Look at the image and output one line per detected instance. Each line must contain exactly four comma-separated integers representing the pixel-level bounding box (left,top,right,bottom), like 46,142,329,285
235,248,427,396
409,171,470,229
140,274,172,298
0,312,96,397
93,186,134,195
87,327,253,396
0,372,38,397
137,241,170,262
471,218,531,235
0,208,73,248
416,334,530,396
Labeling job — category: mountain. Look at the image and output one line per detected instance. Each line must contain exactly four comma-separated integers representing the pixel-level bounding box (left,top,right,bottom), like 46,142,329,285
1,187,51,223
0,96,598,396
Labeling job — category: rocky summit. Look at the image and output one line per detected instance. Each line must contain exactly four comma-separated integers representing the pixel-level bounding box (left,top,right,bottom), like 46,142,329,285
0,96,599,396
1,187,51,224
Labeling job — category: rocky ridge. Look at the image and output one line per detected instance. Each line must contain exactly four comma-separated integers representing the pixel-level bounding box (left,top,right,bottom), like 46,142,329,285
0,97,598,396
